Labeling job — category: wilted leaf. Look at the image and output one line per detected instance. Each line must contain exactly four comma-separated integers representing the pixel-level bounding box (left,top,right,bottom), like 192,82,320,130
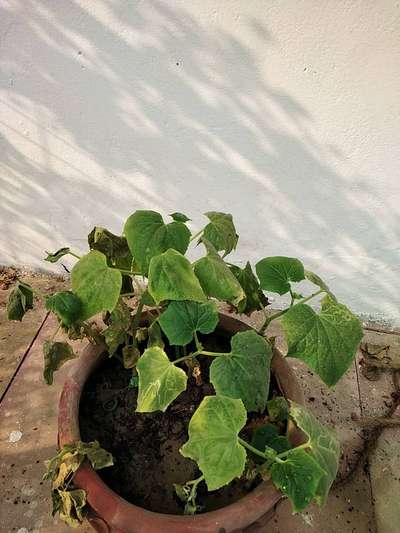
148,249,206,304
282,295,363,386
202,212,238,257
180,395,247,490
159,300,218,346
230,262,268,314
76,441,114,470
210,330,272,412
290,402,340,506
71,251,122,320
256,256,305,295
43,341,76,385
124,210,191,274
46,291,82,326
194,252,245,308
136,346,187,412
44,247,71,263
58,488,87,527
7,282,34,321
103,299,132,356
122,345,140,369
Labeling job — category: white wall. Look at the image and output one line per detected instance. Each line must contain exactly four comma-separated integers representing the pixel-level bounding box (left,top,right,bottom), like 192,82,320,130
1,1,399,324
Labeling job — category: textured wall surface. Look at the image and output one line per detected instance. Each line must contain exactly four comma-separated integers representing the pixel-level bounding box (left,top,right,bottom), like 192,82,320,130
1,1,399,323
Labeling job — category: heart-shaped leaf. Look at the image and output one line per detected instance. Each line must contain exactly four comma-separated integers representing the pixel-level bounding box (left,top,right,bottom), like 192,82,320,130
210,330,272,412
270,449,324,512
202,212,238,257
148,249,206,304
124,210,190,274
194,252,245,308
180,395,247,490
289,402,340,506
103,298,132,355
71,251,122,320
256,256,305,295
159,300,219,346
43,341,76,385
46,291,82,326
281,295,363,386
136,346,188,412
230,262,268,314
7,282,34,321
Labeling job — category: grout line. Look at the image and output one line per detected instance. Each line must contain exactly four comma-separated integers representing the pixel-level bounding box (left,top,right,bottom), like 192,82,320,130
0,312,50,406
364,325,400,336
354,354,378,531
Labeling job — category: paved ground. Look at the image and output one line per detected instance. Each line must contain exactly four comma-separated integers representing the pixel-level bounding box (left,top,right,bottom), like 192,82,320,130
0,272,399,533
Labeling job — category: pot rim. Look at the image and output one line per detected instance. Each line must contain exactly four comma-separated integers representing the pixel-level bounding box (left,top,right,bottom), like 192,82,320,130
58,313,305,532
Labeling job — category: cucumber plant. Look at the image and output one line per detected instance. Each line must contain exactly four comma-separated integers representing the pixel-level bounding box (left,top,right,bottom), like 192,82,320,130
7,210,363,520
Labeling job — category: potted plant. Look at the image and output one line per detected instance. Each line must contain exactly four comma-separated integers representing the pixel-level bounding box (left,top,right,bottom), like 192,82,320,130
7,210,363,532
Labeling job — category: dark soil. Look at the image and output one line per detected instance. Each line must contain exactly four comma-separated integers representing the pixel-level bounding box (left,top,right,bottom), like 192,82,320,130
79,328,280,515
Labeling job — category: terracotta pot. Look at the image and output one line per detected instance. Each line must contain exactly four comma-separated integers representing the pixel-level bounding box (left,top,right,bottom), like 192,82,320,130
58,313,305,533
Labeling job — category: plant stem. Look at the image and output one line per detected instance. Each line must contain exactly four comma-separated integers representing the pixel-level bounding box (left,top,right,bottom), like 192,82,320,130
188,474,204,501
50,324,61,342
238,437,269,460
114,268,142,276
120,292,135,297
68,251,81,260
200,350,227,357
193,331,202,351
258,289,325,335
275,442,309,460
189,229,203,243
172,350,202,365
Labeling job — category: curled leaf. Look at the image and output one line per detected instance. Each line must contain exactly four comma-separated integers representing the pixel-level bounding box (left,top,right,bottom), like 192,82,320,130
202,212,238,257
44,247,71,263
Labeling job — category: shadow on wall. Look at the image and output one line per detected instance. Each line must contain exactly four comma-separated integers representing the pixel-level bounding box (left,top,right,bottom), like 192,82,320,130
0,1,398,321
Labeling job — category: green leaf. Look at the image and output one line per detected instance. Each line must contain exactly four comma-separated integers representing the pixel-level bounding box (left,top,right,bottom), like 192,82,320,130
290,402,340,506
71,251,122,320
251,424,291,455
147,321,165,349
270,449,324,513
43,341,76,385
170,212,191,223
122,345,140,369
44,247,71,263
7,282,34,321
58,488,87,527
267,397,289,422
256,256,305,295
281,295,363,386
141,289,156,306
46,291,82,326
180,395,247,490
305,270,336,300
103,298,132,356
202,212,238,257
230,262,268,314
210,330,272,412
194,252,245,308
148,249,206,304
159,300,219,346
124,210,191,274
136,346,187,412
